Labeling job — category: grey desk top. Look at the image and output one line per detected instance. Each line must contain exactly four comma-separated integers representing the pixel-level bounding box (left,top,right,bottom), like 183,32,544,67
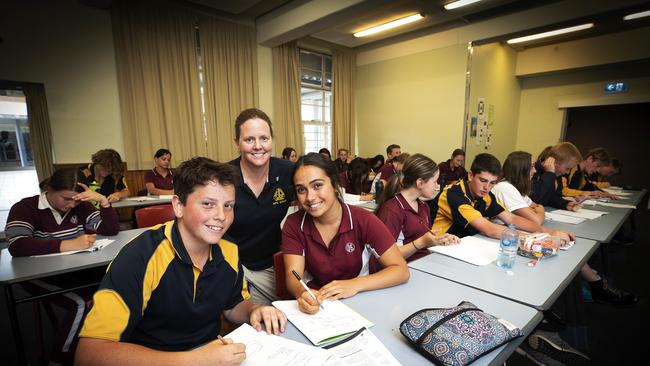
282,269,542,366
111,196,172,208
544,206,631,242
0,228,148,285
408,236,599,310
610,189,647,207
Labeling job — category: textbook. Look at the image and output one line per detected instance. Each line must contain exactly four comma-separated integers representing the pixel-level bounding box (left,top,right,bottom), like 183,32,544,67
272,299,373,346
30,239,115,257
429,235,499,266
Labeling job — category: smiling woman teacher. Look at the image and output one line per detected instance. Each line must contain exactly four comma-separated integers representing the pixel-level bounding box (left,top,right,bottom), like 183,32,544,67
227,108,295,305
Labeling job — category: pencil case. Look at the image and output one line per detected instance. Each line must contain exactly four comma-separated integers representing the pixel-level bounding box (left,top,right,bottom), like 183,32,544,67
399,301,522,366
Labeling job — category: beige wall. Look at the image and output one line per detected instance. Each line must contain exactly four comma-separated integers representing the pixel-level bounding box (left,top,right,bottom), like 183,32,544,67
465,43,520,164
515,65,650,157
0,0,123,164
356,44,467,163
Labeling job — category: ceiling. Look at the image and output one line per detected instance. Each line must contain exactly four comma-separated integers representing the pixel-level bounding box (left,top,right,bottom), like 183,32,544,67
180,0,650,50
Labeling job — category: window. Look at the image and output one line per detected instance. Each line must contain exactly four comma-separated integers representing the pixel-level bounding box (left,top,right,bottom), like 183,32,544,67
300,49,332,153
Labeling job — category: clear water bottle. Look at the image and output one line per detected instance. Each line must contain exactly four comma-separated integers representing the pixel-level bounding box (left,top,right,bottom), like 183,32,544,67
496,224,519,269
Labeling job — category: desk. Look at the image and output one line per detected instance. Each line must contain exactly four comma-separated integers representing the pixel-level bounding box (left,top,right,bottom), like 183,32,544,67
544,206,631,243
282,269,543,366
609,188,647,207
408,237,598,310
111,196,172,209
0,228,147,365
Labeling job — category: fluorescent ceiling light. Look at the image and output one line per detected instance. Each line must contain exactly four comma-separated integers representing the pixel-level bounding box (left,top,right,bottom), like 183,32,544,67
444,0,482,11
623,10,650,21
506,23,594,44
353,13,424,38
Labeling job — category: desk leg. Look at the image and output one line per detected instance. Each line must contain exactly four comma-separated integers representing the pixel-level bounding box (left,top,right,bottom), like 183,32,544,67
5,284,27,365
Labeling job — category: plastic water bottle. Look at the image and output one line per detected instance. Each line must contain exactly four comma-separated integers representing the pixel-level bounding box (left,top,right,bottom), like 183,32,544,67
496,224,519,269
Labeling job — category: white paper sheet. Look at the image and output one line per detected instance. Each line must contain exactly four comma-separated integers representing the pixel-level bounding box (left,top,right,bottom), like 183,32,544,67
581,200,636,209
125,196,159,201
551,208,607,220
545,211,587,225
324,328,401,366
429,235,499,266
225,323,334,366
30,239,115,257
272,300,373,346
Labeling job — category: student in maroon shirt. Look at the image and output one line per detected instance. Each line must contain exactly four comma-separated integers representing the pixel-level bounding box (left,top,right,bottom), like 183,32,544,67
4,167,119,363
376,154,459,261
437,148,468,187
338,157,372,199
282,153,409,314
144,148,174,195
374,153,410,190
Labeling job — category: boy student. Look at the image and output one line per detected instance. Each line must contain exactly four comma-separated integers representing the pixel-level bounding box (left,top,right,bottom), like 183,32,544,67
561,147,618,200
429,153,573,243
81,149,130,203
334,148,349,173
589,158,621,189
531,143,638,306
76,157,286,365
386,143,401,162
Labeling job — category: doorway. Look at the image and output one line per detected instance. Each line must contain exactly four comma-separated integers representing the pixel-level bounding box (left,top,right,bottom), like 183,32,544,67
564,102,650,189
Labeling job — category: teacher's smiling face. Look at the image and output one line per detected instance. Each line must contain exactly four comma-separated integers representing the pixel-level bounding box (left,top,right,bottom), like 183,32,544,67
237,118,273,168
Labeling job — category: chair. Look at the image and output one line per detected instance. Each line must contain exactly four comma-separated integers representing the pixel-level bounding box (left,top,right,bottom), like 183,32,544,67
273,252,291,300
135,204,175,228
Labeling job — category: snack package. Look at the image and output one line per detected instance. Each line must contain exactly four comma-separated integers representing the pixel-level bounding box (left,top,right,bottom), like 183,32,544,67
517,232,560,259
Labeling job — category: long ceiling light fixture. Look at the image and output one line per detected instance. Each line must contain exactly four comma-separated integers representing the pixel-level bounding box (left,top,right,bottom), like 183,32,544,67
353,13,424,38
623,10,650,21
444,0,482,11
506,23,594,44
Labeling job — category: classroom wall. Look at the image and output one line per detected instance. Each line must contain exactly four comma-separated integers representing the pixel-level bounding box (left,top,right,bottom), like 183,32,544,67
355,44,468,163
0,0,123,164
465,43,520,165
515,64,650,157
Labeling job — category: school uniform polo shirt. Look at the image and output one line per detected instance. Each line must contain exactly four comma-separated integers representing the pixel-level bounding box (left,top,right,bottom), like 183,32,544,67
81,163,128,197
338,171,353,193
144,168,174,190
437,159,468,185
79,220,250,351
561,165,599,196
281,204,394,288
227,157,295,270
429,179,505,238
378,162,396,181
377,193,431,245
530,160,569,210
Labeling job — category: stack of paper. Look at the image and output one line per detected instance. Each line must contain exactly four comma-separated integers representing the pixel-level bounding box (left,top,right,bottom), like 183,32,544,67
272,300,373,346
30,239,115,257
545,211,586,225
429,235,499,266
225,323,333,366
552,208,606,220
582,200,636,209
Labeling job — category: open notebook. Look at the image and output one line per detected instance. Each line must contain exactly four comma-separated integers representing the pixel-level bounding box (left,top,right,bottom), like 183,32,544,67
552,208,607,220
30,239,115,257
272,300,373,346
429,235,499,266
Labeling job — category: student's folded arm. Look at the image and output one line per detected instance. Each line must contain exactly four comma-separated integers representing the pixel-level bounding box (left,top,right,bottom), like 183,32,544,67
500,212,544,234
512,206,544,226
75,337,244,366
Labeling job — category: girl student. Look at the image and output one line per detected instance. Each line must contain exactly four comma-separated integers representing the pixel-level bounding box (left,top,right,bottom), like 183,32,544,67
144,148,174,195
5,167,119,363
339,157,373,200
371,152,410,195
281,153,409,314
376,154,460,261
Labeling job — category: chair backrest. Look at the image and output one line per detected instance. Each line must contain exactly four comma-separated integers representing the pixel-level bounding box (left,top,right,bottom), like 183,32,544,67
273,252,291,300
135,204,176,228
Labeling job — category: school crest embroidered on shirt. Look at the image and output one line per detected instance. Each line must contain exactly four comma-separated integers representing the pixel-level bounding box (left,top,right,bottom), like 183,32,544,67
272,187,287,205
345,242,356,253
70,215,78,224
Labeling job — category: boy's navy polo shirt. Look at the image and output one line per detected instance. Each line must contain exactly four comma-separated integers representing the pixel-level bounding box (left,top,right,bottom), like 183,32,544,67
227,157,295,270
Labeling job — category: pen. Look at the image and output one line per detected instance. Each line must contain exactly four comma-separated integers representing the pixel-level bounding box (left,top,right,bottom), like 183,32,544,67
291,270,325,310
217,335,227,345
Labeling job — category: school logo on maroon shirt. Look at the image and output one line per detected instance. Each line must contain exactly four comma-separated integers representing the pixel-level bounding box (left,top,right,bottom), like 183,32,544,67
70,215,78,224
345,242,356,253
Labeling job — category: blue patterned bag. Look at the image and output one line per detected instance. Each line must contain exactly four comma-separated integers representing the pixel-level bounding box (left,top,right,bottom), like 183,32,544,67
399,301,523,365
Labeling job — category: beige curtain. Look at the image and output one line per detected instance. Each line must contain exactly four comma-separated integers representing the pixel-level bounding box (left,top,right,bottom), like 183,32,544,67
111,0,205,169
22,83,54,182
332,49,356,156
272,42,303,155
199,16,258,162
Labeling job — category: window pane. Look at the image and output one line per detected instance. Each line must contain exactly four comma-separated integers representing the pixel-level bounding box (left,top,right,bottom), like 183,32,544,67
325,56,332,73
324,91,332,122
300,50,322,71
300,68,322,88
324,72,332,89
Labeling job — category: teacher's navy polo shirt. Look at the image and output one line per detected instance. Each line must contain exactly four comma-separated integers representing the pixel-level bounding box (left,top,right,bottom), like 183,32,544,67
227,157,295,270
281,203,394,288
